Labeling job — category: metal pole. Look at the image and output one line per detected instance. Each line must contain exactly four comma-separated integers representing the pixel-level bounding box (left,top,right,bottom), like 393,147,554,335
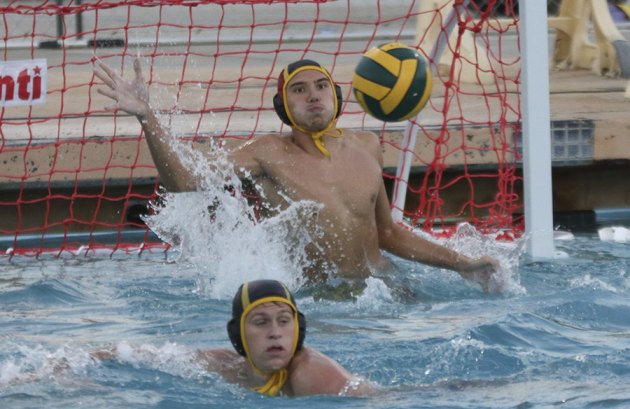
76,0,83,40
56,0,64,40
521,1,556,258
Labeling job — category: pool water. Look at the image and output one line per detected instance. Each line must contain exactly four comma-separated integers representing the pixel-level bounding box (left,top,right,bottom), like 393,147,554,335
1,232,630,408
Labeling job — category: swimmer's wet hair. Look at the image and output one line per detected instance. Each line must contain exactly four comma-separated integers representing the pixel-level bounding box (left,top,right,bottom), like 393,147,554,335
227,279,306,357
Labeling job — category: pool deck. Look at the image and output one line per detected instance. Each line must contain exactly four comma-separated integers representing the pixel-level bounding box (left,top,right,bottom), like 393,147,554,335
1,65,628,185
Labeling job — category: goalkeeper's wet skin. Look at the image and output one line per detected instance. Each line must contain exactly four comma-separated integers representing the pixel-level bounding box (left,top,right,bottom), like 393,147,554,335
94,58,501,292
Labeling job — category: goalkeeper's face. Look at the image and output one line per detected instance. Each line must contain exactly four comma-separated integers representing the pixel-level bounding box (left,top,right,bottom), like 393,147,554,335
285,69,336,132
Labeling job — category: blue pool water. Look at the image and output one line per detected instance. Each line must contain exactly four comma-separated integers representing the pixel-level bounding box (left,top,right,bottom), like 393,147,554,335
1,232,630,408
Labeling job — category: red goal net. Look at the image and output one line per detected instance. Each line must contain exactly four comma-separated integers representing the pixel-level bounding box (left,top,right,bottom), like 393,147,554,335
0,0,522,257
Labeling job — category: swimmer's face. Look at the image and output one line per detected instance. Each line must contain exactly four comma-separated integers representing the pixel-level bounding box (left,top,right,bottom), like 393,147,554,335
244,302,296,372
285,69,336,132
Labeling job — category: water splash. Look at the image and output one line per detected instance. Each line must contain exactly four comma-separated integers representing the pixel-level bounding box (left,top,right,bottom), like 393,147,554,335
355,277,394,309
437,223,526,295
143,127,319,299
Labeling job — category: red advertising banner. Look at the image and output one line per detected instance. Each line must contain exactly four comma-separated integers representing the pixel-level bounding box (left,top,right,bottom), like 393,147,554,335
0,59,47,107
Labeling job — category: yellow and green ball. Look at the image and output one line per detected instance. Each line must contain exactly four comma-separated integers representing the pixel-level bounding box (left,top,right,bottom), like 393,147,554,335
352,43,432,122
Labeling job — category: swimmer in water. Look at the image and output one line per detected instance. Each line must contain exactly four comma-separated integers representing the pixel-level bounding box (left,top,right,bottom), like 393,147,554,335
94,58,500,291
197,279,374,396
94,279,374,396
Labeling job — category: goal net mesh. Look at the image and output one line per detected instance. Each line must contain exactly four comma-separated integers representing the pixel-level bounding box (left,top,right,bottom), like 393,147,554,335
0,0,522,256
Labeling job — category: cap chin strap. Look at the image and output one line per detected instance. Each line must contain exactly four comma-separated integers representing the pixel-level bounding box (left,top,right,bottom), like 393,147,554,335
294,121,343,157
246,353,288,396
311,127,343,157
254,369,288,396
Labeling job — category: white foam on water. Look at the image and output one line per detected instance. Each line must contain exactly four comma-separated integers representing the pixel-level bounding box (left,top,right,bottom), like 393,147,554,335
0,340,213,388
113,340,207,379
0,343,95,386
569,274,619,293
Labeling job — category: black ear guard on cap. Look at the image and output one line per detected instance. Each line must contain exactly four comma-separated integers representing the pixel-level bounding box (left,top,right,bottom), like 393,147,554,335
227,311,306,357
273,83,343,126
